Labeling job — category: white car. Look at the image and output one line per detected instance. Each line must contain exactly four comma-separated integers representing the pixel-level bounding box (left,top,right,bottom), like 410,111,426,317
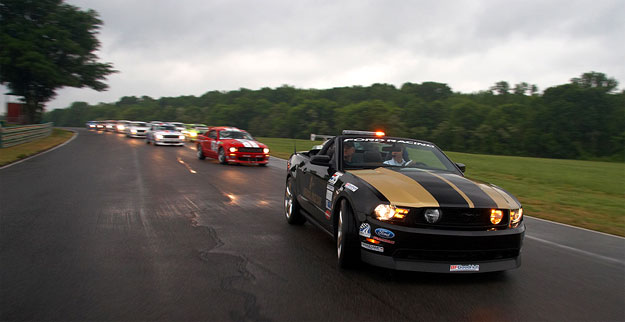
146,124,185,146
169,122,185,132
125,121,150,138
116,120,130,133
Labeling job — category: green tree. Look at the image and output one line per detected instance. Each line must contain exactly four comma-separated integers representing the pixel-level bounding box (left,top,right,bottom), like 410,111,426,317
490,81,510,95
0,0,115,123
570,71,618,93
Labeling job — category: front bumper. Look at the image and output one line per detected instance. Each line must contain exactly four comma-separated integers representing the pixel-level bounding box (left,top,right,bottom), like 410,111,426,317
154,139,184,145
226,152,269,164
359,219,525,273
128,131,147,138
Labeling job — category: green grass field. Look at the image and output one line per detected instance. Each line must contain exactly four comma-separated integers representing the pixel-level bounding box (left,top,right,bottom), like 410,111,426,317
258,137,625,237
0,128,74,166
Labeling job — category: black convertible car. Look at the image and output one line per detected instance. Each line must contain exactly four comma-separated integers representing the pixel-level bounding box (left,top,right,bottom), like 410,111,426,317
284,130,525,273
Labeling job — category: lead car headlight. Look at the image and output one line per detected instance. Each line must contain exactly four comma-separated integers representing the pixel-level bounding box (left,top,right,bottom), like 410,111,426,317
510,208,523,227
374,204,408,221
156,134,163,140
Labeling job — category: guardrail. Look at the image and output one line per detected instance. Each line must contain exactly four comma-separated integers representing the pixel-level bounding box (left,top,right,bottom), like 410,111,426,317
0,123,53,148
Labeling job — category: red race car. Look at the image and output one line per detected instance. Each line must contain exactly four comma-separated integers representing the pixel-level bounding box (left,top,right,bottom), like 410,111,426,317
196,127,270,166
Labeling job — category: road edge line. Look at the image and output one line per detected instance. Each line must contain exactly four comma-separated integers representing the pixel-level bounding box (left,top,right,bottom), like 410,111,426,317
526,215,625,240
525,235,624,265
0,128,78,170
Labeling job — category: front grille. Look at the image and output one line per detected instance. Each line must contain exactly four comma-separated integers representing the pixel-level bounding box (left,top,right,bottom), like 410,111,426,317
163,135,180,139
391,208,510,230
238,147,263,153
239,157,265,162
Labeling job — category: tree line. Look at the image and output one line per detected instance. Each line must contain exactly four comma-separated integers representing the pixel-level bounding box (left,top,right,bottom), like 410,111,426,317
44,71,624,162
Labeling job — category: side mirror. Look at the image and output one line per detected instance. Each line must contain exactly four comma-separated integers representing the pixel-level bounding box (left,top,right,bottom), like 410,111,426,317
311,155,331,166
455,162,466,173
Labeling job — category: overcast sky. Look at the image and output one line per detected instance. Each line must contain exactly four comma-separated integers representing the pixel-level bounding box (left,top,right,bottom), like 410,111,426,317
2,0,624,112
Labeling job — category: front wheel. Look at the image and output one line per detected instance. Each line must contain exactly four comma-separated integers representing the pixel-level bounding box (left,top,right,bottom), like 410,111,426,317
284,177,306,225
197,145,206,160
218,148,227,164
337,200,360,269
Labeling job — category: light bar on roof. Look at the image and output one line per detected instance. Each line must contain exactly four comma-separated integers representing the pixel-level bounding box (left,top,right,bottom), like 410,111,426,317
342,130,385,136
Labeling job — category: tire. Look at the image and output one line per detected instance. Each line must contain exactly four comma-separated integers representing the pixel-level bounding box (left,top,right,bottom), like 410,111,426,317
284,177,306,225
337,200,360,269
197,145,206,160
146,137,150,144
218,148,227,164
259,163,267,167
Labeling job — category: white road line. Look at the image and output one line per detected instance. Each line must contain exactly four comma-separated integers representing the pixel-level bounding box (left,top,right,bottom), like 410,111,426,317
527,216,625,239
0,129,78,170
525,235,624,265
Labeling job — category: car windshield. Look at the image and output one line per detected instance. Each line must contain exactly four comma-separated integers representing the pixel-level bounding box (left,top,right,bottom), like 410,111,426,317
131,122,147,127
157,125,177,131
219,130,253,140
341,137,459,173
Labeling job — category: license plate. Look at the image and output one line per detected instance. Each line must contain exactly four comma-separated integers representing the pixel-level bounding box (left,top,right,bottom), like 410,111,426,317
243,155,251,157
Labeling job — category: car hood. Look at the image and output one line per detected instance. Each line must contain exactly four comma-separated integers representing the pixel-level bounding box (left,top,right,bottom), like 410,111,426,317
348,167,520,209
226,139,267,149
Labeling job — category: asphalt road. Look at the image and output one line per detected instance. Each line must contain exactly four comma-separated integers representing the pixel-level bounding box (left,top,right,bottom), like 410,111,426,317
1,128,623,321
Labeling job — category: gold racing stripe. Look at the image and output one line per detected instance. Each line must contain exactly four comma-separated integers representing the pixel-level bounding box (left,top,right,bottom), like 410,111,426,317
489,185,522,208
348,168,439,208
476,184,511,208
426,172,475,208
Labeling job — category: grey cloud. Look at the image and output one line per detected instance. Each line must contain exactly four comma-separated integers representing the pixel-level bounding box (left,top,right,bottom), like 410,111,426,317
35,0,625,110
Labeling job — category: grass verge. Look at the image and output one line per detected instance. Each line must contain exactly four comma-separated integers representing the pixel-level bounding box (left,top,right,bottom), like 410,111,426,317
259,137,625,237
0,128,74,166
256,137,326,160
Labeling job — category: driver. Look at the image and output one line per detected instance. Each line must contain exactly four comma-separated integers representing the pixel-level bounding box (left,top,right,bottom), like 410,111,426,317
343,141,355,165
383,145,409,166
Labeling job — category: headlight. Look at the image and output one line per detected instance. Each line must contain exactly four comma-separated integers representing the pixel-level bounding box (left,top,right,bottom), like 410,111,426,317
490,209,503,225
229,147,237,152
156,134,163,140
190,132,197,137
179,135,185,139
424,208,441,223
510,208,523,227
374,204,408,221
263,148,270,153
131,129,137,134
